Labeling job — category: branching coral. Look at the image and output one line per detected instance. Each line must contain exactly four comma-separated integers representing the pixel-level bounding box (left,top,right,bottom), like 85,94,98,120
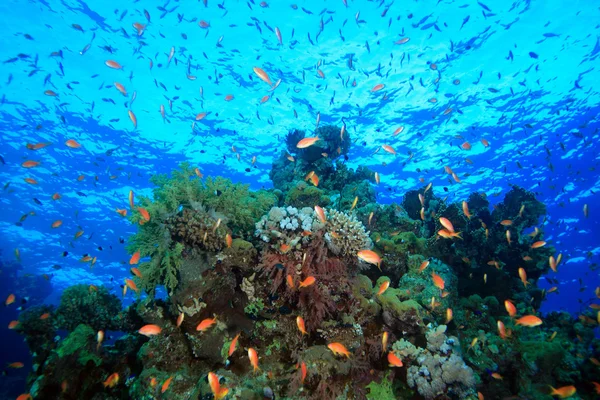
324,208,372,268
255,206,325,251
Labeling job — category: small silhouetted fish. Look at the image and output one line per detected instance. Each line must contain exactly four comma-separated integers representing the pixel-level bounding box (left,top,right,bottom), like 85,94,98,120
33,198,42,205
0,155,4,164
98,246,103,251
76,191,87,197
119,237,125,244
528,52,538,59
214,190,222,196
62,251,68,257
245,168,251,172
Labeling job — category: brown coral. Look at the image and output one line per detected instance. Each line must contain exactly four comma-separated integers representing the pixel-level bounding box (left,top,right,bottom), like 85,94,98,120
166,207,230,252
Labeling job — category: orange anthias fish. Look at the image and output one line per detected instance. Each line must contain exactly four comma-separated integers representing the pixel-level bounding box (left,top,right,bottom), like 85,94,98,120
197,317,217,332
5,293,15,306
40,312,51,320
253,66,273,86
297,137,320,148
437,229,462,239
138,207,150,222
286,274,295,289
129,250,141,265
505,300,517,317
531,241,546,249
439,217,454,232
225,233,232,248
387,352,403,368
128,110,137,128
105,60,122,69
116,208,127,217
7,362,24,368
446,308,453,324
26,142,51,150
377,280,390,295
138,324,162,336
65,139,81,148
381,331,388,353
123,276,138,291
431,273,445,290
296,316,307,335
497,320,506,339
518,268,530,287
17,394,33,400
516,315,543,327
327,342,351,358
21,160,40,168
500,219,513,226
461,141,472,150
248,347,260,372
228,333,241,356
371,83,385,92
161,377,173,393
549,385,576,398
8,320,19,329
298,276,316,288
300,361,307,385
419,260,430,273
357,250,382,270
382,144,396,155
314,205,326,223
103,372,120,388
208,372,229,400
51,220,63,228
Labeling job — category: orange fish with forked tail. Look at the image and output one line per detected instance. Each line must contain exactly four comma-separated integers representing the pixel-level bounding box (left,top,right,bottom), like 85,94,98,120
138,324,162,336
431,273,445,290
296,137,320,148
327,342,351,358
516,315,543,327
357,250,382,270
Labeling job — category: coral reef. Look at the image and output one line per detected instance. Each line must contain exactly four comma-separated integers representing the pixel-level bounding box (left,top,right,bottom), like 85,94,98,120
10,136,600,400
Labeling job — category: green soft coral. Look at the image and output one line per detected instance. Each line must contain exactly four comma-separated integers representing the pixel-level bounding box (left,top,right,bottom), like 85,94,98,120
56,324,102,366
366,373,396,400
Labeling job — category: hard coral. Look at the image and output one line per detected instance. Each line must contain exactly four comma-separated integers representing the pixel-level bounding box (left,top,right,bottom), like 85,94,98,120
393,325,477,399
255,206,325,250
324,208,372,267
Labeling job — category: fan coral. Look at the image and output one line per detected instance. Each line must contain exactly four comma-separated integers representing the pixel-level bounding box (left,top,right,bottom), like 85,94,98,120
324,209,372,266
392,325,476,399
255,206,325,250
56,284,123,332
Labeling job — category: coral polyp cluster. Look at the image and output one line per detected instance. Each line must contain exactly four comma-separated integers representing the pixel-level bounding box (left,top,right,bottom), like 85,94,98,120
11,129,600,400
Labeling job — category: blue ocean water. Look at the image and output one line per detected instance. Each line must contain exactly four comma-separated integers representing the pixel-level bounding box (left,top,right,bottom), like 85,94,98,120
0,0,599,398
